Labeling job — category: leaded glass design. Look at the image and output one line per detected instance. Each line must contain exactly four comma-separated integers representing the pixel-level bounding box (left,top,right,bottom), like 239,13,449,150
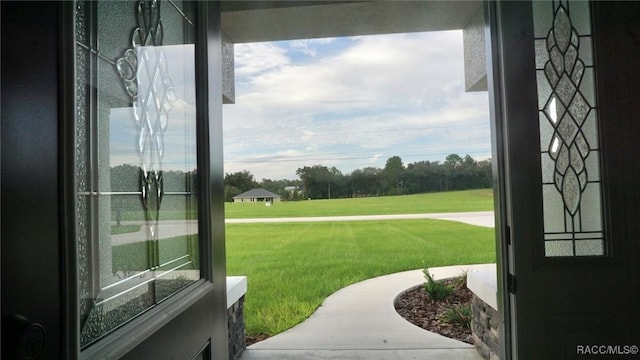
533,1,605,257
75,0,199,348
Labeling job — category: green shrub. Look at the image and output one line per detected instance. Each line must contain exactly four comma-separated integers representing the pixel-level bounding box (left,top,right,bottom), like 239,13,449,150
423,268,453,301
451,271,468,290
441,303,472,329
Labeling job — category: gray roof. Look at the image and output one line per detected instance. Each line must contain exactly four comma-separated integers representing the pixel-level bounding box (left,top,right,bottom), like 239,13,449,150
233,188,281,199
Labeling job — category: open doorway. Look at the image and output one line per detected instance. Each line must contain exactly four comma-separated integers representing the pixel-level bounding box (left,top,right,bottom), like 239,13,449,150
221,11,498,357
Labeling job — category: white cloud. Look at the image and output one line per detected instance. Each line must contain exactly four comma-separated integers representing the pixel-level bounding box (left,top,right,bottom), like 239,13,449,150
289,40,318,57
234,42,290,77
289,38,338,57
223,31,491,180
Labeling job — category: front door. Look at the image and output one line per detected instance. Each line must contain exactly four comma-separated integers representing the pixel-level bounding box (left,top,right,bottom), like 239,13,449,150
1,1,228,359
492,1,640,359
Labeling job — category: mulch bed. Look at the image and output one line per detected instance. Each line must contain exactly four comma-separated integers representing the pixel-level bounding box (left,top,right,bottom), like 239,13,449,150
246,333,269,346
394,279,474,344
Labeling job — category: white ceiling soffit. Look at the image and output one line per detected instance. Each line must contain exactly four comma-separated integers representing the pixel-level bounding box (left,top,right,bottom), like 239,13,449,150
221,1,483,43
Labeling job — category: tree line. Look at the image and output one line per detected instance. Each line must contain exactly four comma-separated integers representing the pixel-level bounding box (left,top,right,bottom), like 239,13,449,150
224,154,492,202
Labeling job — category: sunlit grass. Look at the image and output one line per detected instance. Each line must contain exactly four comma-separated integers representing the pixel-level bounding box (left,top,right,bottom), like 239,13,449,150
224,188,493,218
111,189,496,337
226,219,495,336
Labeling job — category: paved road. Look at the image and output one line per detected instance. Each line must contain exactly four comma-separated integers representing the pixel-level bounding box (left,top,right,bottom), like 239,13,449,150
112,211,494,245
226,211,495,228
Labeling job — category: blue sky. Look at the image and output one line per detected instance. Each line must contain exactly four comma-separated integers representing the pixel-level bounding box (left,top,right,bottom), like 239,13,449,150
223,30,492,181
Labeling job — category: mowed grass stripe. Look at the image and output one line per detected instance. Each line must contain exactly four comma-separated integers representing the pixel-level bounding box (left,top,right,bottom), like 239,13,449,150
225,188,493,219
226,219,495,336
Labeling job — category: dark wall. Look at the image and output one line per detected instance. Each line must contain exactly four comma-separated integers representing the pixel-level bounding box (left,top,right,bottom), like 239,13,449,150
1,2,63,358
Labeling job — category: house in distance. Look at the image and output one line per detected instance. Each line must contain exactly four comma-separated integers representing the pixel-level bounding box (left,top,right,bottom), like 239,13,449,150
232,188,281,203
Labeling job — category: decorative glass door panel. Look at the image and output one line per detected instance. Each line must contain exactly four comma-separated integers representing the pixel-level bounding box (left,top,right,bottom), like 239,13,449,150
532,0,605,257
496,2,640,357
75,0,199,347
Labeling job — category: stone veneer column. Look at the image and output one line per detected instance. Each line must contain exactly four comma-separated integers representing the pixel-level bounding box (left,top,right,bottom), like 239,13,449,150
471,295,500,360
228,296,246,360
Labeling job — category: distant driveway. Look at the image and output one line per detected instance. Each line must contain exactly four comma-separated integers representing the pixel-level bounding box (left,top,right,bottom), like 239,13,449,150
225,211,495,228
113,211,494,246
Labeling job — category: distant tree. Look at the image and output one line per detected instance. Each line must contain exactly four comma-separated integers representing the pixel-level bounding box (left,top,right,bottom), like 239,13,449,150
224,170,258,202
242,153,493,201
296,165,338,199
382,156,405,195
349,167,381,196
224,185,242,203
326,166,350,198
225,170,258,191
260,178,283,194
257,178,304,201
442,154,464,190
445,154,464,168
405,160,442,193
457,155,478,189
474,158,493,188
463,154,476,167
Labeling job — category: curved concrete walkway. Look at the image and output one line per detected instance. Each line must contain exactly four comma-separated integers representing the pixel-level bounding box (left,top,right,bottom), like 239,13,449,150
240,265,492,360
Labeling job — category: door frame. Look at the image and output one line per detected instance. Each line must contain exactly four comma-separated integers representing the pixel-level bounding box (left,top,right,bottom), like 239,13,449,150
484,1,514,359
488,2,559,358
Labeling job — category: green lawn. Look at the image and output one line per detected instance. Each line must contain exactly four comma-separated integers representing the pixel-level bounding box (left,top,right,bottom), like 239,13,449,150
110,189,496,337
225,188,494,219
226,219,495,336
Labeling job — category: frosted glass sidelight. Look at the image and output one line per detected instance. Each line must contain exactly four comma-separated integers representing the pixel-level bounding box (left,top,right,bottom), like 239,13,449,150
568,0,591,35
585,152,601,181
580,67,596,105
533,1,605,257
541,153,555,183
542,184,565,233
540,113,555,151
536,71,553,109
545,241,575,257
580,182,604,231
575,240,604,256
579,40,593,67
582,111,598,146
74,0,199,348
532,1,555,38
535,39,549,69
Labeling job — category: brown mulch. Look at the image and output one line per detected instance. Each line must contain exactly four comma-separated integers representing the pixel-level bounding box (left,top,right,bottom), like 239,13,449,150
394,279,474,344
245,333,269,346
245,279,474,347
